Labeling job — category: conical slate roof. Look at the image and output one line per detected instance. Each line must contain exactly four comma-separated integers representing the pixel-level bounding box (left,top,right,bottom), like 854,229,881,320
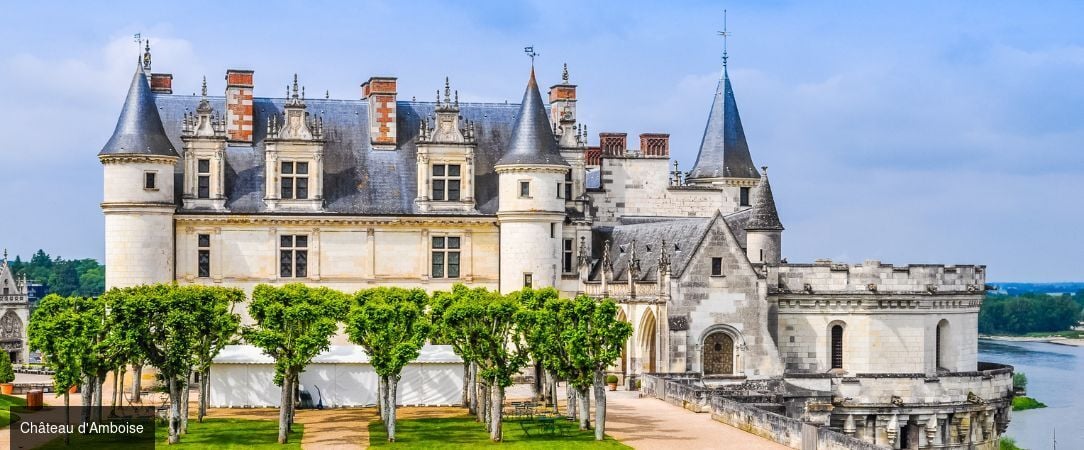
745,170,784,231
687,69,758,179
495,68,568,167
99,64,178,157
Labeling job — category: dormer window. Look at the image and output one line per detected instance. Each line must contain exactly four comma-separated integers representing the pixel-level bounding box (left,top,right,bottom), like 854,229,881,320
197,159,211,199
432,164,461,201
280,161,309,200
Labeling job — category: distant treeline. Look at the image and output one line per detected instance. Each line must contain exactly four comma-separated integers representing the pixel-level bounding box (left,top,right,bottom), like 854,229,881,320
979,291,1084,335
8,250,105,298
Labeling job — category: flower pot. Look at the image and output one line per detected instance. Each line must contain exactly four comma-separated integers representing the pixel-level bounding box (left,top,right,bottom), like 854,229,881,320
68,385,79,394
0,383,13,395
608,383,617,391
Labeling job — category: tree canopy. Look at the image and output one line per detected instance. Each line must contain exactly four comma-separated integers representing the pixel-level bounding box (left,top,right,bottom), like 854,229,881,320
9,250,104,297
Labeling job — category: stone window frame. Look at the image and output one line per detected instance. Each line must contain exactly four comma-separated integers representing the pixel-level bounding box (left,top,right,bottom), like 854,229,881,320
710,257,723,276
518,180,531,198
197,233,211,278
430,163,462,202
828,320,847,372
430,235,462,279
279,234,309,278
562,238,575,274
739,186,751,207
143,170,158,191
196,158,212,199
523,272,533,288
279,160,311,200
935,318,951,372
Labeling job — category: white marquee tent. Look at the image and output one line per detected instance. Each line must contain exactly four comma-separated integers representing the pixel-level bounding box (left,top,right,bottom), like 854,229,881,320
209,344,464,408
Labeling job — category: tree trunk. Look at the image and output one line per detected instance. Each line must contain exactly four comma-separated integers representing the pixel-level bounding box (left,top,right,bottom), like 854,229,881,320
577,386,591,430
80,375,93,425
180,372,190,434
117,366,126,411
387,375,398,442
594,370,606,441
286,376,297,432
198,368,208,423
566,383,577,419
377,375,387,423
462,362,471,409
110,369,119,415
64,391,70,445
277,374,292,444
531,362,542,402
489,384,504,442
475,378,486,424
168,378,181,444
550,373,559,414
131,364,142,403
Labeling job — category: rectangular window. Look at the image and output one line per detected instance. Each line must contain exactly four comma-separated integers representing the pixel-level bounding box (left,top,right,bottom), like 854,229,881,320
519,181,530,198
740,187,751,207
197,159,211,199
523,273,533,288
144,171,157,190
279,235,308,278
759,249,764,262
711,257,723,276
557,182,563,199
550,223,556,239
280,161,309,200
431,236,461,278
197,234,211,278
431,164,462,202
563,239,574,273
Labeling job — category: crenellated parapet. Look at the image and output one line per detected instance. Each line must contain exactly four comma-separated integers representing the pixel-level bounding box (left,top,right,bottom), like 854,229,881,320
769,260,987,296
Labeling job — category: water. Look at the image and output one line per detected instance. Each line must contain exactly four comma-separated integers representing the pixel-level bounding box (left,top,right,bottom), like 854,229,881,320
979,339,1084,449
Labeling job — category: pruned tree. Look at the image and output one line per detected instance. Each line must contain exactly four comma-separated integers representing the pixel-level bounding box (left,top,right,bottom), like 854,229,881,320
513,287,564,412
243,283,347,444
559,296,632,440
189,286,244,424
442,288,529,441
27,294,88,444
346,287,430,442
430,285,483,417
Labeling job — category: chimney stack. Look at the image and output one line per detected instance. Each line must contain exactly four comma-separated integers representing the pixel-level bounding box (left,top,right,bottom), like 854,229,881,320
585,147,602,167
639,133,670,157
599,132,627,157
225,69,254,143
548,64,577,126
361,77,398,149
149,73,173,94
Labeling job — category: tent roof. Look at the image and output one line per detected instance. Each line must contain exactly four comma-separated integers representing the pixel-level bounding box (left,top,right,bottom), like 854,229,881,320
213,344,462,365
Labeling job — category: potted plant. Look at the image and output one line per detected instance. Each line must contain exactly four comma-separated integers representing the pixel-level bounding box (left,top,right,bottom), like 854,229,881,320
0,356,15,395
606,374,619,391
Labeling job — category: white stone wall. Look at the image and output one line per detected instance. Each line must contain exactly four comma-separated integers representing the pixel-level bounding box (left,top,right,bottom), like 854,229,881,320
105,209,175,288
498,220,561,293
102,161,175,205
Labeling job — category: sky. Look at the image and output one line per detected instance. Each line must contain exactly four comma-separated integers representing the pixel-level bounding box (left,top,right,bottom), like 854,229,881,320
0,0,1081,282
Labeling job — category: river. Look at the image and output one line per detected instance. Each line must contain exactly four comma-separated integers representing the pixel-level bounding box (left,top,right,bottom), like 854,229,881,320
979,339,1084,449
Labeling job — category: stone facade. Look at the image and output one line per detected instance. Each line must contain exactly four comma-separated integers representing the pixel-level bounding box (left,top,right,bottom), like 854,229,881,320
99,46,1011,449
0,256,31,363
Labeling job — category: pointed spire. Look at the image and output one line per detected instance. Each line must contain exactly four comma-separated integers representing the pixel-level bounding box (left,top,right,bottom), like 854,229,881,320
99,63,177,157
495,68,568,167
745,166,784,231
687,67,758,180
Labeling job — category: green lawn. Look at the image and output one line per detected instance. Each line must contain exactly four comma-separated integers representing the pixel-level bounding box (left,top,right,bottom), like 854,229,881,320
0,393,27,428
37,418,302,449
369,415,629,449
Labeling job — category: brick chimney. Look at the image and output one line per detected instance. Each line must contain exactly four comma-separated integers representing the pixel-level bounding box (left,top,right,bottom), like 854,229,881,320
599,132,627,157
225,69,254,143
149,73,173,94
584,147,602,167
361,77,398,149
639,133,670,157
548,64,577,126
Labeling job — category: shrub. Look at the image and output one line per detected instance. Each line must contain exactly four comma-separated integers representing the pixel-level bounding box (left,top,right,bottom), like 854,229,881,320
0,356,14,384
605,374,619,384
1000,436,1023,450
1012,372,1027,390
1012,396,1046,411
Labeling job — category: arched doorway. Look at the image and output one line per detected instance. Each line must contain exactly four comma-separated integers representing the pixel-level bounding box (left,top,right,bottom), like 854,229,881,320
703,331,735,375
639,309,657,373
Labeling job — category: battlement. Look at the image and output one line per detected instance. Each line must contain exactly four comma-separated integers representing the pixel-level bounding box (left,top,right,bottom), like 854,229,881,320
769,260,987,295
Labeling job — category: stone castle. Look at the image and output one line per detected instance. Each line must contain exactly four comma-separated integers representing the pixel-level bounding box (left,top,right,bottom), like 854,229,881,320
99,44,1013,449
0,254,30,363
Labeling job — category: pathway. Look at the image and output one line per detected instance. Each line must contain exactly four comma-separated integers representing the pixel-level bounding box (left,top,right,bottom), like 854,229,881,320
604,390,789,450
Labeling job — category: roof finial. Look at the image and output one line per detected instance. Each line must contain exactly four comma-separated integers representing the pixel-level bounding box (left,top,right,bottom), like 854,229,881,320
301,86,305,100
325,90,330,99
717,9,731,70
2,249,6,261
562,63,569,83
292,74,299,99
444,76,451,103
454,90,459,107
142,39,152,71
761,165,768,176
201,76,207,97
524,45,539,67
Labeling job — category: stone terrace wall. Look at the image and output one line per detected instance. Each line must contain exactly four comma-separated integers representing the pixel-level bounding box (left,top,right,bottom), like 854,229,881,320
643,374,887,450
771,260,986,294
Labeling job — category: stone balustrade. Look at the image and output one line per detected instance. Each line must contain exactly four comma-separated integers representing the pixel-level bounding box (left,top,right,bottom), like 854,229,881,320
770,261,986,295
583,281,661,300
832,362,1013,407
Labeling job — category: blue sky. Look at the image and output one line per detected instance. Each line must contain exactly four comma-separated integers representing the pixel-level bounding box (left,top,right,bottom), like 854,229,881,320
0,1,1081,281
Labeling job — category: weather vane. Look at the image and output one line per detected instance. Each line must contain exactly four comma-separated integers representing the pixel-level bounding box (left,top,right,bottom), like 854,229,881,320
524,46,539,66
134,33,143,54
717,10,730,67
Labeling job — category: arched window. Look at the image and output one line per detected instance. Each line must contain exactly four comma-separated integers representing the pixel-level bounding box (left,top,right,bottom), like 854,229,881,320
830,324,844,370
936,319,949,370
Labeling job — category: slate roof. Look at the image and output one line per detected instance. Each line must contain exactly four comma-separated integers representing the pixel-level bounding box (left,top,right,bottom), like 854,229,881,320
152,94,525,215
604,217,712,282
687,68,759,180
494,69,568,167
99,65,179,158
744,172,784,231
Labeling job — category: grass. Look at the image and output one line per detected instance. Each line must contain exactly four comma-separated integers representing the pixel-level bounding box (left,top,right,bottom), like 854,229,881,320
1012,396,1047,411
37,418,302,449
0,393,26,428
368,415,630,449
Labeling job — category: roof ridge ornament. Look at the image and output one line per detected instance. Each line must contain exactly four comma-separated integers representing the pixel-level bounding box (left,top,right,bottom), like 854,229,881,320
142,39,152,72
717,9,730,71
562,63,569,83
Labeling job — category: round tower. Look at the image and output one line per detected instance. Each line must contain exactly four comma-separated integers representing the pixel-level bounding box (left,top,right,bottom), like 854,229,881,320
495,68,570,293
744,167,784,264
98,63,179,288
